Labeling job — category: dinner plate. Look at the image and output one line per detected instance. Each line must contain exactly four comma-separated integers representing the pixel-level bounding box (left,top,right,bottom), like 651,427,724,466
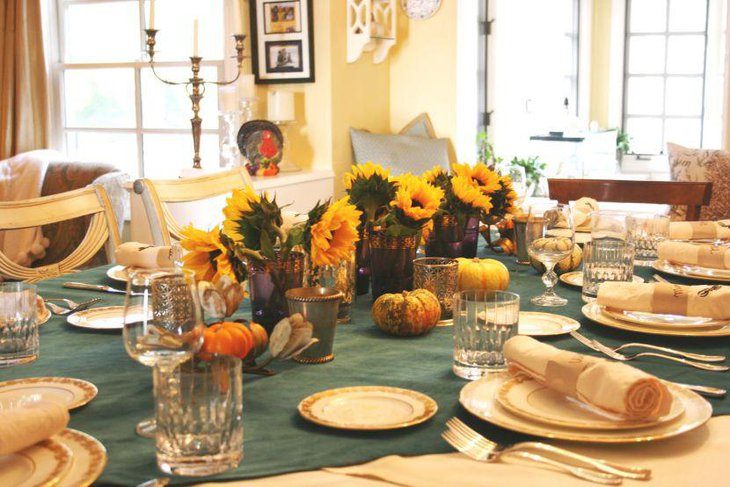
460,373,711,443
36,306,51,326
0,438,73,487
55,429,107,487
496,376,685,431
518,312,580,336
298,386,438,431
575,232,592,245
559,272,645,288
600,305,729,330
67,306,127,331
582,301,730,337
653,259,730,282
106,265,130,282
0,377,98,410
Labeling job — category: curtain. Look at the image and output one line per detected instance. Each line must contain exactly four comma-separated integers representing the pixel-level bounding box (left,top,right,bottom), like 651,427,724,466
0,0,49,160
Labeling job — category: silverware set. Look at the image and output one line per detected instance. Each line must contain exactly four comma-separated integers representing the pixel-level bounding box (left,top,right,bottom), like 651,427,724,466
45,297,102,315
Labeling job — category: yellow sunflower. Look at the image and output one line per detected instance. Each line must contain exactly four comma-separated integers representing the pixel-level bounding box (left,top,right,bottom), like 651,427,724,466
222,186,262,242
391,174,444,221
310,197,362,267
422,165,447,185
343,161,391,190
180,225,235,282
451,162,502,194
452,175,493,213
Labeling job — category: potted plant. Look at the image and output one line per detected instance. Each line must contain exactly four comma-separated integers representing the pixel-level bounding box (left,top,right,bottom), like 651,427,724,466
509,156,545,197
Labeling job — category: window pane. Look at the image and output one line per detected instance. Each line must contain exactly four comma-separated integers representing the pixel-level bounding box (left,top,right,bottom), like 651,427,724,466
626,77,665,115
65,131,139,177
665,118,702,148
141,67,219,129
666,35,706,74
630,0,668,32
142,133,220,178
626,118,664,154
65,1,141,63
669,0,708,32
147,0,224,61
665,77,703,116
64,69,136,128
628,36,666,74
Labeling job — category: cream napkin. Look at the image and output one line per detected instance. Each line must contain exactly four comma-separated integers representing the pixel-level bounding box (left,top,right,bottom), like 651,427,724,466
657,241,730,269
597,281,730,319
0,400,69,455
573,197,598,228
504,336,672,420
115,241,173,269
669,221,730,240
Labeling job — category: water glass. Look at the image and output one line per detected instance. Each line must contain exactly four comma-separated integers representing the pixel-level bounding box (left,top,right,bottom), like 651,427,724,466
0,283,38,367
413,257,459,324
628,214,669,266
581,240,635,302
155,355,243,476
453,290,520,379
591,210,635,242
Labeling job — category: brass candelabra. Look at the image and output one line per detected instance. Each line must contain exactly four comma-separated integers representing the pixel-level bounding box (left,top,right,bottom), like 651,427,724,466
144,29,248,169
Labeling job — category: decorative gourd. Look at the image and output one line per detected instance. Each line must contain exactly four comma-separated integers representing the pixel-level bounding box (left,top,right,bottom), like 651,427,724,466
455,258,510,291
530,244,583,275
244,322,269,359
371,289,441,336
199,321,254,360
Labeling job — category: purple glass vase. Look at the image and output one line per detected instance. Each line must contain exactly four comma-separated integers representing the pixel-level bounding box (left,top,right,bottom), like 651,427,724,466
426,215,480,259
246,251,304,334
369,233,418,299
355,225,371,296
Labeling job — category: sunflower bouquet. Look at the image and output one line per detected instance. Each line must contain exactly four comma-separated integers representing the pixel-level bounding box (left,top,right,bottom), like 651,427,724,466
375,173,444,237
343,161,396,224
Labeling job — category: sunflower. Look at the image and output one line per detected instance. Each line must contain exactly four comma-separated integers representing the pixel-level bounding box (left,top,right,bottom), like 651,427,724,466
343,161,392,190
423,166,446,184
344,161,397,222
222,186,261,243
452,175,493,213
309,197,362,267
391,174,444,222
180,225,235,283
451,162,502,194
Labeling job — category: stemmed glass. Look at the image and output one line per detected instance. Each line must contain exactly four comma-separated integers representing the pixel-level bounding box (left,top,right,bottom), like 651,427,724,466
123,268,204,438
508,165,528,203
526,204,575,306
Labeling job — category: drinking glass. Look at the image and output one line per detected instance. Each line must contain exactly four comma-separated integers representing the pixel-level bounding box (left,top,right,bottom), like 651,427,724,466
591,210,635,242
123,268,204,438
526,204,575,306
508,165,528,201
581,240,636,302
0,283,38,367
453,290,520,379
628,214,669,266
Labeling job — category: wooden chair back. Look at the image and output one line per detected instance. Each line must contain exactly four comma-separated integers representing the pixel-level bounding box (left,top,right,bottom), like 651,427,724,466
133,168,253,245
0,185,122,282
547,179,713,220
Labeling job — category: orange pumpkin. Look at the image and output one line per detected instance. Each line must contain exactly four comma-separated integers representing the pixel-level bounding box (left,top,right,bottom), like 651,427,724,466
371,289,441,336
243,322,269,360
199,321,254,360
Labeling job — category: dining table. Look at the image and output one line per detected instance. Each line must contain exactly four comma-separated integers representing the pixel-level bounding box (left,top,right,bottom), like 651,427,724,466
4,246,730,486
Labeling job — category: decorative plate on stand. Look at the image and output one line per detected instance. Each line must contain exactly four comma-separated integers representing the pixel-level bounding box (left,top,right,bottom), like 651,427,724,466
401,0,442,20
237,120,283,177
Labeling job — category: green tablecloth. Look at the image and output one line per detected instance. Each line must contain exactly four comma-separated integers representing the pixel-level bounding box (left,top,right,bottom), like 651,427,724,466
3,252,730,485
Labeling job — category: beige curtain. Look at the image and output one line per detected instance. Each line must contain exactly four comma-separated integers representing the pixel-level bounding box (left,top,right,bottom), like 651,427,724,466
0,0,49,160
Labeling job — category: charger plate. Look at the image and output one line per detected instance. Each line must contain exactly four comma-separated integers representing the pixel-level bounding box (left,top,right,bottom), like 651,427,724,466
600,306,729,329
653,259,730,282
0,439,72,487
55,429,107,487
0,377,98,410
559,272,644,288
460,373,711,443
496,376,685,430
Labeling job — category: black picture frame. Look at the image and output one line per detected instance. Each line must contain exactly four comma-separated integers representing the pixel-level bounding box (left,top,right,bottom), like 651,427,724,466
250,0,315,84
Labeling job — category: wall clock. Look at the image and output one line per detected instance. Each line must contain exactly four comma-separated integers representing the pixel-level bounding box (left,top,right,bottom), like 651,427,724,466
401,0,442,20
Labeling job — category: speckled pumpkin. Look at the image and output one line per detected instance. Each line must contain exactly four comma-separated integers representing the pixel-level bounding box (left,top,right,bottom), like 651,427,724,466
371,289,441,336
455,258,510,291
530,244,583,275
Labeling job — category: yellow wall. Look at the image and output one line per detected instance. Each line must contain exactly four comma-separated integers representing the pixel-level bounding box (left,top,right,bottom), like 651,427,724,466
589,0,612,129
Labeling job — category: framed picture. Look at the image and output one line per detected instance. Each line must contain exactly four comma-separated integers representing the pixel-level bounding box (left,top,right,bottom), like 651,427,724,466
250,0,314,84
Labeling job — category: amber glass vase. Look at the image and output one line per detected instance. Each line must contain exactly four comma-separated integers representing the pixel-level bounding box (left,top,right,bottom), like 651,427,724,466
369,233,418,299
426,214,480,259
246,251,304,333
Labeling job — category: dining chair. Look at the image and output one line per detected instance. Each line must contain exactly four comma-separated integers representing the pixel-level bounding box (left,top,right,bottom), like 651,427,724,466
0,185,122,282
133,167,253,246
547,179,713,220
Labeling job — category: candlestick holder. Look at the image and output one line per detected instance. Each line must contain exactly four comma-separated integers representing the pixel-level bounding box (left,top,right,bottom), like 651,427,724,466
144,29,249,170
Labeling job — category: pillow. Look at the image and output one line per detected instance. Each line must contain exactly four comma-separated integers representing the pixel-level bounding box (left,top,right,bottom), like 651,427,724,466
398,113,436,138
350,128,450,176
667,142,730,221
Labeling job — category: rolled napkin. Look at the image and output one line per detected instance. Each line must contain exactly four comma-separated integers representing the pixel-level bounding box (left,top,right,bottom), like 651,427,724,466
669,221,730,241
504,335,673,421
597,281,730,319
0,400,69,455
115,241,174,269
657,241,730,269
573,197,599,228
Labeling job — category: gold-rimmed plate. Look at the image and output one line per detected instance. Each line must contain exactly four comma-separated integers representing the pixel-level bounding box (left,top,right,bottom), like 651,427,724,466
559,272,645,288
582,301,730,337
600,306,729,330
0,377,98,410
55,429,107,487
496,376,685,431
0,438,73,487
105,265,130,282
36,306,51,326
653,259,730,282
298,386,438,431
518,312,580,336
460,373,711,443
66,306,126,331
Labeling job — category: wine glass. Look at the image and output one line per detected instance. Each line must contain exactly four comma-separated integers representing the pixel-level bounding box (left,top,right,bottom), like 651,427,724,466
526,204,575,306
123,268,204,438
508,165,528,202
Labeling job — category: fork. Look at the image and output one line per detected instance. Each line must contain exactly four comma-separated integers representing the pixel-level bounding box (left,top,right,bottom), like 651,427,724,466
45,297,101,315
446,418,649,480
570,331,729,372
45,297,101,310
441,429,622,484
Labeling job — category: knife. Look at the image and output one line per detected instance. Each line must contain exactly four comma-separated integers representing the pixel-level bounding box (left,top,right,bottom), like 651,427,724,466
63,282,126,294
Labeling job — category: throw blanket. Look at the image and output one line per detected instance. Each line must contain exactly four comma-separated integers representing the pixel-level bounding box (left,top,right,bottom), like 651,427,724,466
0,150,60,268
657,241,730,269
504,336,672,420
669,221,730,240
0,400,69,455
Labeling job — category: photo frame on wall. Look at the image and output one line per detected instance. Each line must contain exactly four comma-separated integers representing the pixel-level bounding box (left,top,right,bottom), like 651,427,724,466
250,0,315,84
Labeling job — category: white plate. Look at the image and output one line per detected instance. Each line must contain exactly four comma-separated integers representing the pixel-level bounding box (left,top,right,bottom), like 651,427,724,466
298,386,438,430
582,301,730,337
36,307,51,326
496,376,685,430
0,438,73,487
559,272,645,288
106,265,130,282
575,232,592,245
600,305,729,330
66,306,144,331
55,429,107,487
518,312,580,336
653,259,730,282
460,373,711,443
0,377,98,410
